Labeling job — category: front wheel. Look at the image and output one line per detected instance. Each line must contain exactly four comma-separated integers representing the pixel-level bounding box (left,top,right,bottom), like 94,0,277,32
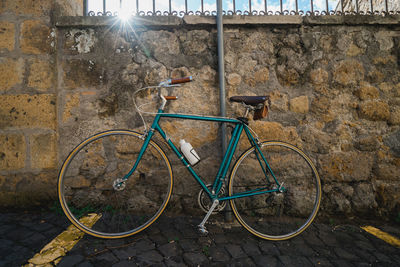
58,130,173,238
229,141,321,240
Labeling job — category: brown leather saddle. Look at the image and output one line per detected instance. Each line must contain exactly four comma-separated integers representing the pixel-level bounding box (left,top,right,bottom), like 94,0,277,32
229,96,270,120
229,96,269,106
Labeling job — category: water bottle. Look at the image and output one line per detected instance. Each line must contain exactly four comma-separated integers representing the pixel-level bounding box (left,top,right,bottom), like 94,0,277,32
179,139,200,166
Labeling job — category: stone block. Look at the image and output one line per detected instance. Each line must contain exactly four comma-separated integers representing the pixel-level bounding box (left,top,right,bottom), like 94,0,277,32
277,67,299,86
355,135,379,152
353,183,378,214
389,106,400,125
14,171,57,207
62,93,80,123
3,0,52,16
384,130,400,158
142,30,180,56
375,180,400,215
374,163,400,181
160,120,218,148
247,121,301,147
0,94,56,129
0,58,23,91
358,100,390,121
375,31,394,51
227,73,241,86
355,82,379,100
379,82,392,93
20,20,54,54
319,152,373,182
0,134,26,170
290,96,309,114
311,96,335,122
0,21,15,52
346,44,364,57
54,0,83,16
268,91,288,111
395,83,400,97
300,127,333,154
64,29,96,54
333,60,364,86
254,67,269,83
28,58,55,91
310,68,328,86
30,133,57,169
63,59,103,89
373,55,396,65
181,30,209,55
171,67,190,79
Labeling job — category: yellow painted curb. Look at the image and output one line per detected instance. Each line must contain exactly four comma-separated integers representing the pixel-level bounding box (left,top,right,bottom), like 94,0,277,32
361,226,400,248
25,213,101,266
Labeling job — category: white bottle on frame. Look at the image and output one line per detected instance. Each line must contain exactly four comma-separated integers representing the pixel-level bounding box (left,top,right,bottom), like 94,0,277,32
179,139,200,166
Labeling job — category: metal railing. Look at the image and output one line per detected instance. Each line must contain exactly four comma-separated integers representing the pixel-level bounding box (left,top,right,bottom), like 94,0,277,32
84,0,400,16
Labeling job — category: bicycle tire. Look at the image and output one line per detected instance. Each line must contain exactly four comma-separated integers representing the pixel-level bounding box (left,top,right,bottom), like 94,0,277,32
228,141,321,240
58,130,173,239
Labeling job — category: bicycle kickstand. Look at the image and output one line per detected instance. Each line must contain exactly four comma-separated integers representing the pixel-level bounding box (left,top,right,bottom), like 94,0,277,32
198,199,219,235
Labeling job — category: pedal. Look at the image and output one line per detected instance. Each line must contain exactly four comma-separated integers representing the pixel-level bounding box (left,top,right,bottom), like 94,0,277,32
198,225,208,235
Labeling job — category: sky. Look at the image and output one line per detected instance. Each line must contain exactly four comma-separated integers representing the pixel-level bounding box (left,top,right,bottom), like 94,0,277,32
87,0,341,16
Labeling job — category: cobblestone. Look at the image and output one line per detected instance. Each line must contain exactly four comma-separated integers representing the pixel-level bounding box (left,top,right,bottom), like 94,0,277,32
0,210,399,266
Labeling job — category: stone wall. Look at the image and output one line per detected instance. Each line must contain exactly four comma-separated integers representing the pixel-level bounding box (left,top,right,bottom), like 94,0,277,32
1,2,399,220
0,0,81,206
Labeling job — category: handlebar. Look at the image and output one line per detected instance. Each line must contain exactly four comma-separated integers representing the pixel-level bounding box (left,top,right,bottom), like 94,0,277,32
170,76,193,84
159,76,193,86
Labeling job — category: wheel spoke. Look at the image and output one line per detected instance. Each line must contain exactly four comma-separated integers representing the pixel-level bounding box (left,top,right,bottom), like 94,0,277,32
58,131,173,238
229,141,321,240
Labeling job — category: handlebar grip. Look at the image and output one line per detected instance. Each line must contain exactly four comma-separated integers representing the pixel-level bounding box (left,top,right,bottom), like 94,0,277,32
170,76,193,85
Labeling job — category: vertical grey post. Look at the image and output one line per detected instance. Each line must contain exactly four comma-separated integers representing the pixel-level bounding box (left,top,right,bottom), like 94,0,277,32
325,0,329,13
216,0,232,222
83,0,88,15
384,0,388,13
310,0,314,14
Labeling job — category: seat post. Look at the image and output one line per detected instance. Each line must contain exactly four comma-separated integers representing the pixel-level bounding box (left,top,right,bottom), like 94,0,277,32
243,105,252,118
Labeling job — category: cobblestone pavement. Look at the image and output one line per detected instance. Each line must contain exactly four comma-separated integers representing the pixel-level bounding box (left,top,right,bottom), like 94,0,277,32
1,210,399,267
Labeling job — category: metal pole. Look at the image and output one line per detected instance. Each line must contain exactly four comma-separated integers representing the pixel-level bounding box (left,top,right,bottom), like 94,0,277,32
216,0,232,222
83,0,88,15
384,0,388,13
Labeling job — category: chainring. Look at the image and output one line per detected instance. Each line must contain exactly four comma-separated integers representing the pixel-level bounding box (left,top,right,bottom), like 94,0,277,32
197,184,227,214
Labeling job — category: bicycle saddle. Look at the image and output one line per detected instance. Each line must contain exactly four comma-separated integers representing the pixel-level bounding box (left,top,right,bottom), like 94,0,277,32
229,96,269,106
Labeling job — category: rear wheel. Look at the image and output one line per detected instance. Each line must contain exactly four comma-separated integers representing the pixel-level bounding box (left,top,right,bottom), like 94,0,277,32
58,130,173,238
229,141,321,240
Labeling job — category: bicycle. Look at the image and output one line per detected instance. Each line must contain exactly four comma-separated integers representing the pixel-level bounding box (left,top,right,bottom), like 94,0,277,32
58,76,322,241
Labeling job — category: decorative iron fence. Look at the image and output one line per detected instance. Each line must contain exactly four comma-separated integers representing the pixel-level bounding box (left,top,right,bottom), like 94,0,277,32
84,0,400,16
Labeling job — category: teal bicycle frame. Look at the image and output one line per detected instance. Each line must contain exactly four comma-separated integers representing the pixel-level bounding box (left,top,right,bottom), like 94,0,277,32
124,107,282,202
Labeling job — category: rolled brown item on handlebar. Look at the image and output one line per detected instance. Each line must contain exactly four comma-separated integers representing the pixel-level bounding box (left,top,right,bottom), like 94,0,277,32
165,96,178,100
170,76,193,84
